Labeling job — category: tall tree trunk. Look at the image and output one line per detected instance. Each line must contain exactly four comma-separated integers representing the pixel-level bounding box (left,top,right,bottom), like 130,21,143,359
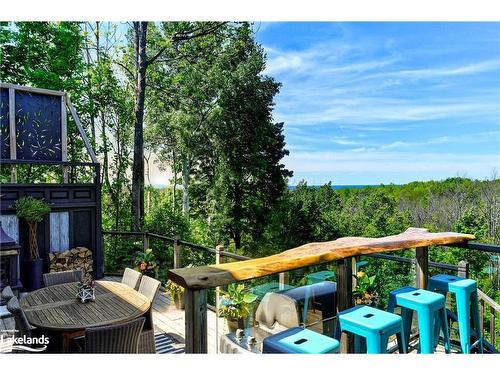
232,183,243,249
172,149,177,211
84,22,97,148
131,21,148,231
101,114,111,188
181,154,190,219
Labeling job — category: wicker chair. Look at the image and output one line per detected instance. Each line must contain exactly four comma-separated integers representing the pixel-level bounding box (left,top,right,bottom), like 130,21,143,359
7,296,32,338
137,276,161,353
1,285,15,302
83,317,145,353
138,275,161,303
43,269,82,287
121,267,142,290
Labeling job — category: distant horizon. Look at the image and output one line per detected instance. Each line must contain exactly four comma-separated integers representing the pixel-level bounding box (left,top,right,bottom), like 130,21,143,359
150,174,498,189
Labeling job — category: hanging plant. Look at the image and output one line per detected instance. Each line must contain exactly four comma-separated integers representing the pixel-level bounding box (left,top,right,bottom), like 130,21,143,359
14,196,51,260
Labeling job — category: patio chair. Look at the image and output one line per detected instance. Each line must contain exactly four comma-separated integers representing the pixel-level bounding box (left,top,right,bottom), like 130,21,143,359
137,275,162,353
138,275,161,303
121,267,142,290
1,286,15,302
43,269,82,287
7,296,32,338
83,317,145,353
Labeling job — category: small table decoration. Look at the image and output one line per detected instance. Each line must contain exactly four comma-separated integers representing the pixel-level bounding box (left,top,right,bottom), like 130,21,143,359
76,280,95,303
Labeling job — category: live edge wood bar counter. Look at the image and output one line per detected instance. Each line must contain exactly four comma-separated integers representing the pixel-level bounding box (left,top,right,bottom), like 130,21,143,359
168,228,475,353
168,228,475,290
20,281,151,352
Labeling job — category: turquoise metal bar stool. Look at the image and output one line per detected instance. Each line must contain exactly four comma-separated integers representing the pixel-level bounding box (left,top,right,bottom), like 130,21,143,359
387,286,418,348
263,327,340,354
428,274,483,354
338,305,407,354
391,287,450,354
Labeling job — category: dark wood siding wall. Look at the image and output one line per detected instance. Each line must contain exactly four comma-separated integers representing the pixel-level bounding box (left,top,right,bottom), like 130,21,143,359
0,183,103,281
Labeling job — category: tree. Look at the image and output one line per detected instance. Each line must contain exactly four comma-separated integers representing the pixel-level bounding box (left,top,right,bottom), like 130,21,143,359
197,24,292,250
146,22,231,220
124,21,227,231
0,21,88,176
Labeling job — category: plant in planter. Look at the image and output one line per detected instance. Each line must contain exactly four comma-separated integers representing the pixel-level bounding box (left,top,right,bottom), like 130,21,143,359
353,271,379,306
14,196,51,291
133,248,158,278
218,284,257,332
166,280,185,309
165,264,193,310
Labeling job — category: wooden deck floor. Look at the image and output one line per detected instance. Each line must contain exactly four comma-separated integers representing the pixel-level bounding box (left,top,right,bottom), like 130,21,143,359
0,277,461,354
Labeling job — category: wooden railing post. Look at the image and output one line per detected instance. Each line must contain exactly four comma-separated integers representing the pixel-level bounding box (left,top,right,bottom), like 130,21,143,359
184,287,208,353
173,235,182,269
143,231,150,251
337,257,354,353
215,245,224,353
457,260,469,278
415,246,429,289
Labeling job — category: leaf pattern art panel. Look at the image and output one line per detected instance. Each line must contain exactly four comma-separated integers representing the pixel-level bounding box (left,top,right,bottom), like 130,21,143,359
15,91,62,161
0,89,10,159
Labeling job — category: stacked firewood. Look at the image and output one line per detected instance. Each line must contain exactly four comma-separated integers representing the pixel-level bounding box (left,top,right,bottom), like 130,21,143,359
48,247,93,280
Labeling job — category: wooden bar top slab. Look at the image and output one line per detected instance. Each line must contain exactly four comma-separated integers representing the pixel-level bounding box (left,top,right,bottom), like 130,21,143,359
168,228,474,290
20,280,150,331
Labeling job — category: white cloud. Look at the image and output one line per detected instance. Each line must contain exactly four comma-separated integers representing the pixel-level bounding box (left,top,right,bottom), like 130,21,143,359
276,98,499,126
368,59,500,81
286,150,500,175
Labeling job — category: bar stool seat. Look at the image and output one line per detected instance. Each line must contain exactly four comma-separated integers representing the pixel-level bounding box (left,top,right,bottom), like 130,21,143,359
263,327,340,354
428,274,483,354
338,305,406,354
392,287,450,354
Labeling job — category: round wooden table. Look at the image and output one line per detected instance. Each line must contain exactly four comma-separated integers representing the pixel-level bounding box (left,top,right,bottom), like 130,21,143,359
20,280,151,352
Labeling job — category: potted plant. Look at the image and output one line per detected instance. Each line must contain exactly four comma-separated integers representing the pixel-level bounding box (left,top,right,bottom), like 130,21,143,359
218,284,257,333
14,196,51,291
166,279,185,309
133,248,158,278
353,271,379,306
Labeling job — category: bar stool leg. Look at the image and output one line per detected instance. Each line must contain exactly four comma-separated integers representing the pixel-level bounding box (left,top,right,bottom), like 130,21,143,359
439,307,451,354
470,291,484,353
366,332,384,354
396,330,407,354
417,309,435,354
400,307,413,351
455,289,471,354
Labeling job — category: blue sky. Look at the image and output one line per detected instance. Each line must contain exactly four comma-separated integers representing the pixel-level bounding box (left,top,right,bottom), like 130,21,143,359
254,22,500,185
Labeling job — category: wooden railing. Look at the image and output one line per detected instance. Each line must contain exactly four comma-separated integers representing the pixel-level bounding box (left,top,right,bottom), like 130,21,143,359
478,289,499,348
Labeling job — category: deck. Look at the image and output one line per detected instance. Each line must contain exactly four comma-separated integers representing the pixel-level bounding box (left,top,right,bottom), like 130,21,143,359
0,276,465,354
0,276,225,354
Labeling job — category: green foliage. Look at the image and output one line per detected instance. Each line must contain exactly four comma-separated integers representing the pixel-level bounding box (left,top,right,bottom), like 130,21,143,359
353,271,378,306
133,248,158,277
219,284,257,320
144,190,190,239
14,197,51,223
165,279,184,300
